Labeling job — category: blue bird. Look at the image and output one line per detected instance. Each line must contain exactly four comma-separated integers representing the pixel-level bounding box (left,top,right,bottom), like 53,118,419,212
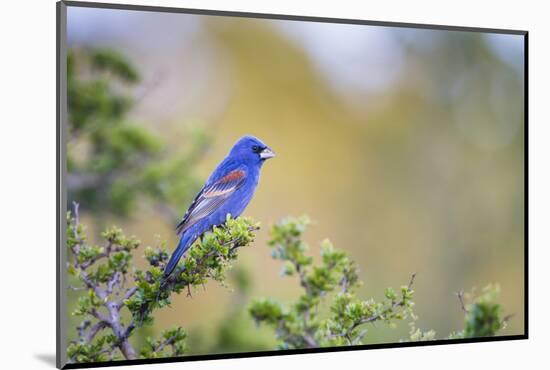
162,135,275,280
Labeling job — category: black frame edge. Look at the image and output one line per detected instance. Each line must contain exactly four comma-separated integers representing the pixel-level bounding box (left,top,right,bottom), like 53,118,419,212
523,32,529,339
62,335,528,369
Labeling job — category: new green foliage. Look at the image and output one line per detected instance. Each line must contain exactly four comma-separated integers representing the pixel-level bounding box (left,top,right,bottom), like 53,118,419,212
449,285,507,339
250,216,416,348
139,327,187,359
66,203,258,363
67,208,509,363
250,216,508,348
126,215,260,325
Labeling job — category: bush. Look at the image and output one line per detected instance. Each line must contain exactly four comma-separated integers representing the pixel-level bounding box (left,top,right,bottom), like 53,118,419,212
66,202,258,362
249,216,509,347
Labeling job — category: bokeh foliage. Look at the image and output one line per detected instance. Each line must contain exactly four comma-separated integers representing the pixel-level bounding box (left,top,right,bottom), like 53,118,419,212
67,48,209,218
451,285,507,339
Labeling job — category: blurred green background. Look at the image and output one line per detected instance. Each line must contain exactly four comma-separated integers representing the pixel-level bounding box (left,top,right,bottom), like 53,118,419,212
66,6,525,355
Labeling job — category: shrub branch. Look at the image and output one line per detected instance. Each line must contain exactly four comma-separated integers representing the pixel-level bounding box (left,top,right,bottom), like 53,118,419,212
66,202,258,363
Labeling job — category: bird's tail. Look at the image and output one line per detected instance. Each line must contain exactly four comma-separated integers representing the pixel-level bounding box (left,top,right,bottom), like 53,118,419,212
148,232,195,309
162,231,195,281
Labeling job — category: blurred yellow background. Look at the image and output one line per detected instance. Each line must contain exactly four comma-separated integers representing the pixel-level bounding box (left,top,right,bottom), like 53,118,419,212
67,7,525,354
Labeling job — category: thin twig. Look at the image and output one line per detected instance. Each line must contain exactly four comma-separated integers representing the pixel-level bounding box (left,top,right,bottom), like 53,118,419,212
84,321,109,343
77,320,91,340
152,333,179,354
456,290,468,313
348,273,417,333
69,202,137,360
118,287,137,309
302,333,318,348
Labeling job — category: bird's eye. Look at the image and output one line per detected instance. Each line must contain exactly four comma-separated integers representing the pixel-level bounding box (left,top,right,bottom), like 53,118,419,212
252,145,260,153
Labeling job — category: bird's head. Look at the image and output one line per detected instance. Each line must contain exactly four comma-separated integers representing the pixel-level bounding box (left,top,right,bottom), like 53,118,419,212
229,135,275,166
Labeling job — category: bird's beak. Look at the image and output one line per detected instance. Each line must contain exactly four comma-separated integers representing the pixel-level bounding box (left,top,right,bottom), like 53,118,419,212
260,147,275,159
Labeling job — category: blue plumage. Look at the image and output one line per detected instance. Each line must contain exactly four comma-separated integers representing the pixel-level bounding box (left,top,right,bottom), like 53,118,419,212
162,135,275,280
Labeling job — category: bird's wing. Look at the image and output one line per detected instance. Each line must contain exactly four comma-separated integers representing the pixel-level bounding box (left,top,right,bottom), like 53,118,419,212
176,167,247,236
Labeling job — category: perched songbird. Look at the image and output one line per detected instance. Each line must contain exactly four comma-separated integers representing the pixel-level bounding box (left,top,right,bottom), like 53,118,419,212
162,135,275,280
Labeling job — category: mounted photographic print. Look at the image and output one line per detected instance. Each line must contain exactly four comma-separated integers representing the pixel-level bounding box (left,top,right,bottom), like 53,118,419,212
56,1,528,368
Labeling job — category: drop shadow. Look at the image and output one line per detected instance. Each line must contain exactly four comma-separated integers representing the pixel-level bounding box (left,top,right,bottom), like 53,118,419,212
34,353,56,367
